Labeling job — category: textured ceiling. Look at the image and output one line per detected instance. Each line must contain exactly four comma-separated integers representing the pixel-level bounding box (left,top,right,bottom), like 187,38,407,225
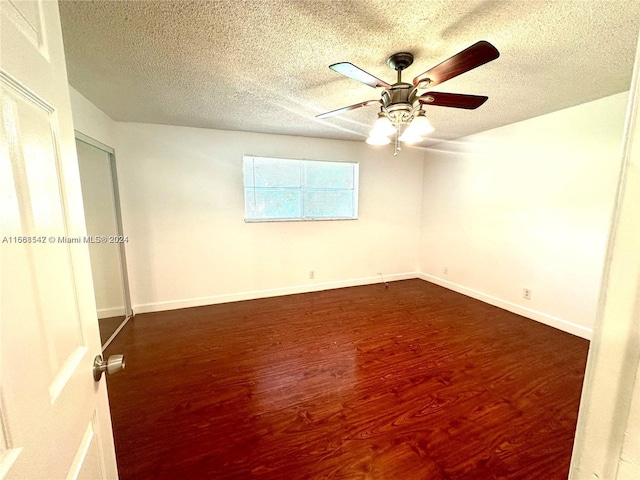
59,0,640,147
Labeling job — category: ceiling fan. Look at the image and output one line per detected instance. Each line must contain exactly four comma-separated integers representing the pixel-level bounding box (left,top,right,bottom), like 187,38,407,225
316,41,500,151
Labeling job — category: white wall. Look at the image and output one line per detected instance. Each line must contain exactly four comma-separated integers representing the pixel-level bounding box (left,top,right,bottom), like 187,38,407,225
113,123,424,312
69,86,116,147
419,92,629,338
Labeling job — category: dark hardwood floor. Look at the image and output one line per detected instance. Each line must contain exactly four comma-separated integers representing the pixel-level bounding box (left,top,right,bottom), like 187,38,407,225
104,279,589,479
99,315,126,345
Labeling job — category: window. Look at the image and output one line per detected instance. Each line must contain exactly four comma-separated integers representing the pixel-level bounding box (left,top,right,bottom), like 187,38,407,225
243,155,359,222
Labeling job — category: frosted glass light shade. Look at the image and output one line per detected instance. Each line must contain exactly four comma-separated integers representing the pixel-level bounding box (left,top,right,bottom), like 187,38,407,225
366,134,391,145
371,114,396,137
398,130,423,144
410,114,434,136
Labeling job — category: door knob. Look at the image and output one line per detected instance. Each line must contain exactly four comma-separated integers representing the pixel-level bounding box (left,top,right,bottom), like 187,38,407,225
93,354,125,381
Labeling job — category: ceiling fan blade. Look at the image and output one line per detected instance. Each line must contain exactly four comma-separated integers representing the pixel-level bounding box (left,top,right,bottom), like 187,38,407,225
419,92,488,109
329,62,392,88
316,99,380,119
413,41,500,87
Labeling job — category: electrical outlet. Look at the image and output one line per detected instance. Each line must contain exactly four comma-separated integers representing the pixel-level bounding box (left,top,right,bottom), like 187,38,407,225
309,270,315,279
523,288,531,300
443,267,448,275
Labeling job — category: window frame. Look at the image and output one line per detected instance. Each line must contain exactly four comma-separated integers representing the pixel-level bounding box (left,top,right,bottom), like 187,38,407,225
243,155,359,223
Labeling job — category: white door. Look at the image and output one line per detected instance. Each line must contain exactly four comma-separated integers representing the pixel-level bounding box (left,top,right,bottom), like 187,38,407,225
0,1,118,478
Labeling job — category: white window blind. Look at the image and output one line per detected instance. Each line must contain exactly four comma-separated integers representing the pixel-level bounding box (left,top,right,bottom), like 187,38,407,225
243,156,359,222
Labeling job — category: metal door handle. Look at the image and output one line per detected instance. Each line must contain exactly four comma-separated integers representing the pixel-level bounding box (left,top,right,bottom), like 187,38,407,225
93,354,125,381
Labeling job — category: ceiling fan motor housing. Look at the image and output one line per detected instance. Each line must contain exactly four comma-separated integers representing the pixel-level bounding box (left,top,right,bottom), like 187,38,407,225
383,84,415,105
381,82,421,125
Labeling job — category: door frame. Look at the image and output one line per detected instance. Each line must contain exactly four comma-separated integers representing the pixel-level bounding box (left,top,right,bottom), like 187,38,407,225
569,26,640,479
75,130,133,350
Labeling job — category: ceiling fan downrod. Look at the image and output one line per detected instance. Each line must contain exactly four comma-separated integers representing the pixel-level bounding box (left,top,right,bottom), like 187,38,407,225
387,52,414,76
382,52,425,151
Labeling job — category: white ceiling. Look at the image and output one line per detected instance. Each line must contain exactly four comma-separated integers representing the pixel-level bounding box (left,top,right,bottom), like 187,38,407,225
59,0,640,147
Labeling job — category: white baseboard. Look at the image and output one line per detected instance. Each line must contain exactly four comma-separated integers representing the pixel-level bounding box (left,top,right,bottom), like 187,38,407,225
97,306,126,319
133,272,419,314
132,272,592,340
418,273,592,340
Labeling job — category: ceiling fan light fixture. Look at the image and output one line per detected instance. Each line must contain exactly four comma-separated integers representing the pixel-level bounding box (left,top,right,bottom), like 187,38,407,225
371,113,396,137
318,41,500,153
398,129,423,144
409,112,434,136
366,134,391,146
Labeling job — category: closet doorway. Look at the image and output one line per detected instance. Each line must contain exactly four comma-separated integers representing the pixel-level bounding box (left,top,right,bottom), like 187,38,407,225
75,132,132,350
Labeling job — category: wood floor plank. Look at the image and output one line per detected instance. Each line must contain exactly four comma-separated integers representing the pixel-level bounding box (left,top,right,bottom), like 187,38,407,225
98,315,126,344
105,279,589,479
